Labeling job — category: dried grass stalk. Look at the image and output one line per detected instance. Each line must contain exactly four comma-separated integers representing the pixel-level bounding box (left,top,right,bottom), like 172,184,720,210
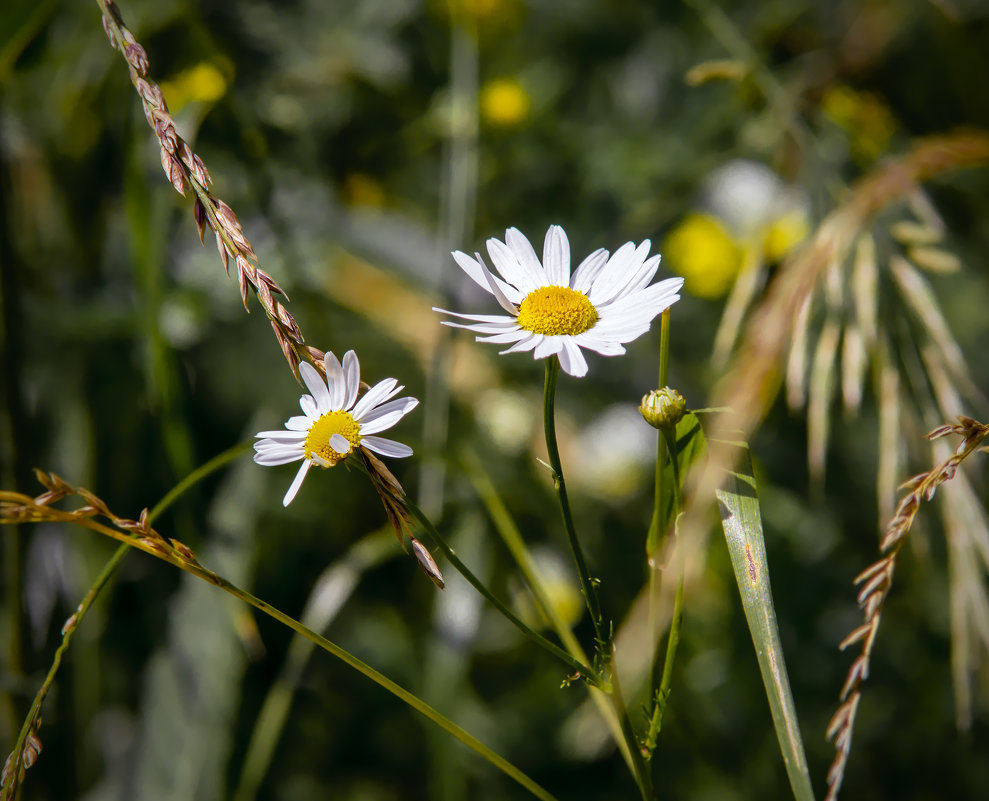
667,133,989,648
96,0,322,378
825,416,989,801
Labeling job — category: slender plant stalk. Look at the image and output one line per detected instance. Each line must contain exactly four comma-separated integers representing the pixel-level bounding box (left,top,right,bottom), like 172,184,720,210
0,441,250,799
418,13,479,518
401,495,600,683
542,357,606,649
1,479,560,801
461,452,637,773
540,357,654,801
1,544,129,801
233,530,396,801
647,309,672,676
645,426,685,758
647,309,673,557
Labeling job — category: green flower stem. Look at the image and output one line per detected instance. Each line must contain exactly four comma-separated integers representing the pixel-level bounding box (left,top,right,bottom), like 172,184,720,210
4,507,559,801
1,440,251,800
646,309,671,716
542,357,606,651
644,427,685,760
401,496,600,684
461,452,637,773
540,358,655,801
646,309,672,558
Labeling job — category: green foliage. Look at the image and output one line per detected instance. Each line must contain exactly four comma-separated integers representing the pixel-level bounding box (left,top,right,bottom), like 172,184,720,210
2,1,989,800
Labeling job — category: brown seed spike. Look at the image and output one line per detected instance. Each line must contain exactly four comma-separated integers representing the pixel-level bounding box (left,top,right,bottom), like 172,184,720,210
237,266,251,311
411,538,445,589
216,232,229,274
124,43,149,76
193,199,207,243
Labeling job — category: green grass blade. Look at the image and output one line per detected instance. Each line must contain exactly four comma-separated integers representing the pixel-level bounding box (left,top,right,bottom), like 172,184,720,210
716,447,816,801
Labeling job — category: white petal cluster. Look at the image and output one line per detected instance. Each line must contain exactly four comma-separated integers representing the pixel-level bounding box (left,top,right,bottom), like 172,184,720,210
254,350,417,506
434,225,683,377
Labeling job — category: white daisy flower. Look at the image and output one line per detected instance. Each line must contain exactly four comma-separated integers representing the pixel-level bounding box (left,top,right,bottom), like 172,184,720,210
254,350,418,507
434,225,684,377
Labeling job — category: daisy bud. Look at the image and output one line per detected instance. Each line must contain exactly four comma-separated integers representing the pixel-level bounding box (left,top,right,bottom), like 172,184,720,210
639,387,686,431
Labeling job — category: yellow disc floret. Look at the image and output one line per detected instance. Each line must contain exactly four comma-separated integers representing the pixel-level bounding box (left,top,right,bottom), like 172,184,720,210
516,286,598,336
304,411,361,467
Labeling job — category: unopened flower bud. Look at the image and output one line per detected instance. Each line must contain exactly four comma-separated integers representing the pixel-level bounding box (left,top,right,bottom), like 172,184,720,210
639,387,686,431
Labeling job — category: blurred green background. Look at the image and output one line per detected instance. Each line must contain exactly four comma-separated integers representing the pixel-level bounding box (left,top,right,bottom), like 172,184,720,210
2,0,989,799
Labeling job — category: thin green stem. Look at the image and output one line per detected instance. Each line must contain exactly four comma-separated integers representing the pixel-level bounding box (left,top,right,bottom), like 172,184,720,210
609,657,655,801
461,451,638,773
401,495,600,684
540,358,654,800
644,428,685,761
149,441,253,521
72,519,558,801
542,357,606,651
646,310,672,558
0,440,250,800
1,543,129,801
647,310,672,700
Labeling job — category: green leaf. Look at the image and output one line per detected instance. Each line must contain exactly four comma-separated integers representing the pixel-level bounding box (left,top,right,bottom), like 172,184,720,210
716,446,816,801
659,411,709,532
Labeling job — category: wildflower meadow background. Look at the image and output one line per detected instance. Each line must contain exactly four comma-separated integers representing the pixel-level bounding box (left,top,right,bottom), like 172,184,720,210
2,1,989,800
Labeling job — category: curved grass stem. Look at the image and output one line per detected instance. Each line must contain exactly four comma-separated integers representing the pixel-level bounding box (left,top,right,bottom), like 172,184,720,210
0,440,251,800
1,487,560,801
401,496,601,684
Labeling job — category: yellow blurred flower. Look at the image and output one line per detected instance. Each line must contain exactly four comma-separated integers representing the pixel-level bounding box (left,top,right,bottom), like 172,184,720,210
821,84,896,163
160,63,227,114
762,208,810,263
662,213,743,299
445,0,513,22
480,77,530,128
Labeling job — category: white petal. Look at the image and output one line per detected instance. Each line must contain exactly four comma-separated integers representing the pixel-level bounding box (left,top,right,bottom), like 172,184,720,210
362,437,413,458
286,415,311,431
475,330,528,344
533,337,564,359
452,250,523,303
255,449,305,466
588,241,649,306
500,333,541,353
488,235,540,294
329,433,351,453
572,333,626,356
323,351,346,410
600,278,683,321
557,339,589,377
571,248,609,292
282,460,312,506
462,323,524,335
351,378,402,421
342,350,360,410
433,308,519,324
542,225,571,286
255,430,307,441
300,362,331,414
612,253,662,301
476,253,522,314
359,398,418,433
505,228,547,287
300,394,319,418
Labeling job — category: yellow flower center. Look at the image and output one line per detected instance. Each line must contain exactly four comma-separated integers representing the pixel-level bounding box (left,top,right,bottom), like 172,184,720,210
304,410,361,467
516,286,598,336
